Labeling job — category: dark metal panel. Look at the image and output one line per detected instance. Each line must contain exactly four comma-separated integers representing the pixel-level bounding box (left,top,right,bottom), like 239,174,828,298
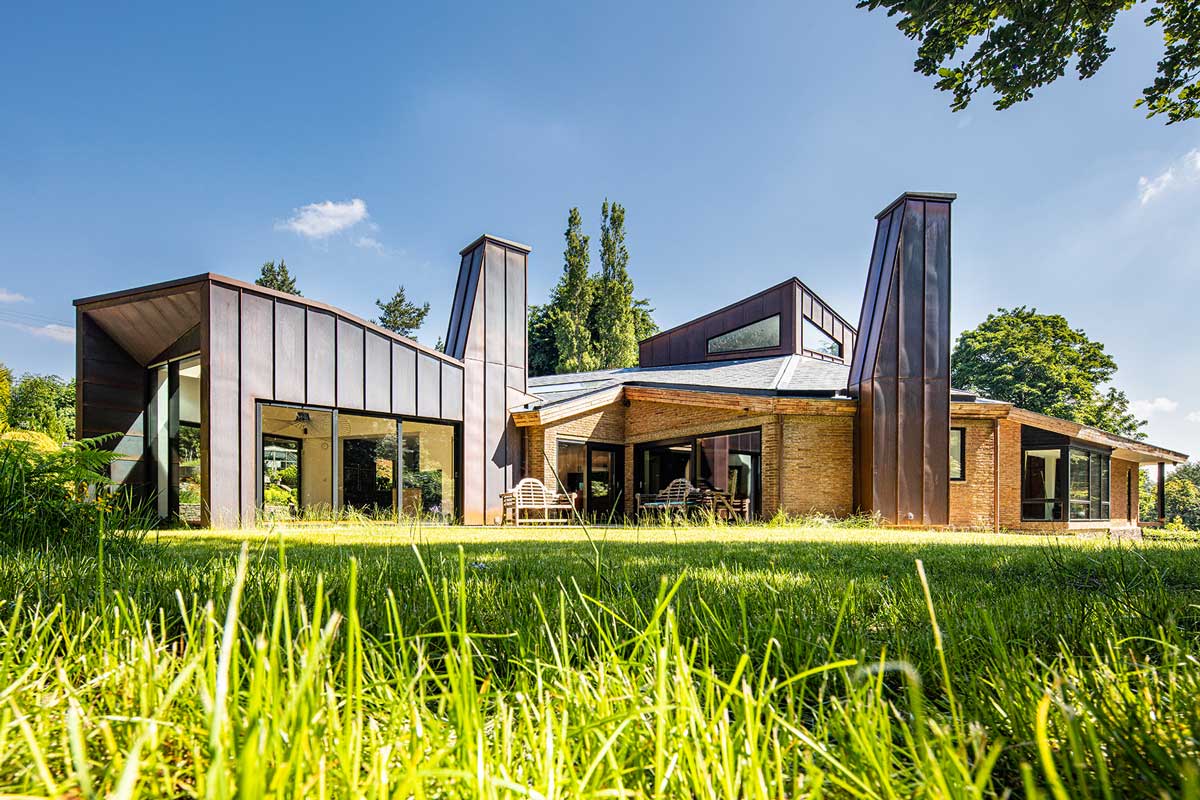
274,300,306,403
849,211,895,388
464,248,487,362
505,249,527,381
875,267,900,379
484,242,506,366
484,361,506,523
923,201,951,382
392,343,417,416
336,319,365,410
923,379,950,525
441,363,464,421
445,252,473,358
896,376,924,522
898,201,926,379
860,206,904,383
872,378,898,521
305,309,336,407
461,358,485,524
416,352,441,419
364,330,391,412
239,291,274,523
205,283,241,527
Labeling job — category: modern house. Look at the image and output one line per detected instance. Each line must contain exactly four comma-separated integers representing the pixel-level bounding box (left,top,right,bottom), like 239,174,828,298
75,192,1186,531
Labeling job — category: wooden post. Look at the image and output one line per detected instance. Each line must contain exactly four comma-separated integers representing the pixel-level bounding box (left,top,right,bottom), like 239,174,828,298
1158,461,1167,526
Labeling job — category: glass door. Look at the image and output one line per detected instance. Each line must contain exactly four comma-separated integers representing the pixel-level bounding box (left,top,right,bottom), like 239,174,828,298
586,444,624,521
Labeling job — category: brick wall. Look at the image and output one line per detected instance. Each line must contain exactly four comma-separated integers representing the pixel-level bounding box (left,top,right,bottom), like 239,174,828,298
949,417,998,529
1110,457,1139,525
525,403,625,491
778,415,854,517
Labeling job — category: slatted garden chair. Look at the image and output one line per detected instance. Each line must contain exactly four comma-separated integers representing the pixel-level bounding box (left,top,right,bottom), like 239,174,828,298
500,478,577,526
636,477,697,518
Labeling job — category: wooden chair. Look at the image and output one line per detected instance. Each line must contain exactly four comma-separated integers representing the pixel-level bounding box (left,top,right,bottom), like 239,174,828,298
636,478,696,517
500,478,577,526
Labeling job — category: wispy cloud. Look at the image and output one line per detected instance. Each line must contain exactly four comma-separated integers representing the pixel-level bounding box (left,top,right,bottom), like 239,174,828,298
0,289,29,303
354,235,386,253
1,321,74,344
1132,396,1179,417
1187,411,1200,424
276,198,368,239
1138,148,1200,205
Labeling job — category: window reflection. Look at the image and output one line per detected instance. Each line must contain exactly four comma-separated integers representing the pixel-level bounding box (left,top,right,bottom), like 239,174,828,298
707,315,780,354
402,421,456,520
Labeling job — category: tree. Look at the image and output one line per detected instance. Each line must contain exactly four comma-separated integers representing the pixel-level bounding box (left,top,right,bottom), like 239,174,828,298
256,260,301,295
858,0,1200,124
7,374,74,443
590,200,639,369
0,362,11,433
374,285,430,338
1141,465,1200,528
951,306,1144,437
527,203,659,377
548,207,596,374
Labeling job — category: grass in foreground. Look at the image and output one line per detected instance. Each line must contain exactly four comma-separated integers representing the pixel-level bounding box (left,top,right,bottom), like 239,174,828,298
2,524,1200,798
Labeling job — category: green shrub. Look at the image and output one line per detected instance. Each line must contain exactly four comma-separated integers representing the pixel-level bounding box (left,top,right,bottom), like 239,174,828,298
0,435,154,550
276,464,298,488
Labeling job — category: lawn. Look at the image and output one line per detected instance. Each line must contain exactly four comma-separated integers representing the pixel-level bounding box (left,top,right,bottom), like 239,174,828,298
2,523,1199,798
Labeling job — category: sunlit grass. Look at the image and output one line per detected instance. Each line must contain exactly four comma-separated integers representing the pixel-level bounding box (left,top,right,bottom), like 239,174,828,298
1,523,1199,797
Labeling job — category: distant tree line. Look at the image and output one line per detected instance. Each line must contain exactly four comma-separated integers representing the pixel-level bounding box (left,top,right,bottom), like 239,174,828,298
528,201,657,376
0,363,75,443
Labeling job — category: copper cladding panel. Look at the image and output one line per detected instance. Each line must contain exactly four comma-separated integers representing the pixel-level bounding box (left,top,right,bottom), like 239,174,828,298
204,283,241,528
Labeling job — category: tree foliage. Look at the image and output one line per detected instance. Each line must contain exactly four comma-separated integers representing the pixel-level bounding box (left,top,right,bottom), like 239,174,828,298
529,204,658,377
859,0,1200,124
0,362,11,433
1141,463,1200,528
6,373,75,443
255,260,301,295
374,285,430,338
951,306,1143,437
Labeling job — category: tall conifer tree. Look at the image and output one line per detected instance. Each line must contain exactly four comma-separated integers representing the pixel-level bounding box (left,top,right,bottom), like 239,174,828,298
590,200,638,369
549,208,596,373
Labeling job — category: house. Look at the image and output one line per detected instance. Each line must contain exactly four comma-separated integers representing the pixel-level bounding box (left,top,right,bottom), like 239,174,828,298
74,192,1186,531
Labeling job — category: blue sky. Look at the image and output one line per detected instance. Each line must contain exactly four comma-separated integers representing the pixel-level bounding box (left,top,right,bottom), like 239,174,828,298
2,2,1198,458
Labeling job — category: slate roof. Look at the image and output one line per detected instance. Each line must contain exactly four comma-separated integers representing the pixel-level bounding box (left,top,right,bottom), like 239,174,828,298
525,354,852,409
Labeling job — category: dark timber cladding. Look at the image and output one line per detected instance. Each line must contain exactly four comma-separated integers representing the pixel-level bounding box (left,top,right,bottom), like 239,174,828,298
444,235,530,524
637,278,856,367
75,271,467,527
848,192,954,525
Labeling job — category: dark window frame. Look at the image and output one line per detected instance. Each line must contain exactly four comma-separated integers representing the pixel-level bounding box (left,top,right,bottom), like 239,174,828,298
801,316,844,359
1020,441,1111,523
706,314,782,355
950,427,966,481
634,425,763,518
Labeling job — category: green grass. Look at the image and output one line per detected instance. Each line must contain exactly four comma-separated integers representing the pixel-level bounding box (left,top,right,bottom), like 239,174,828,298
2,523,1200,797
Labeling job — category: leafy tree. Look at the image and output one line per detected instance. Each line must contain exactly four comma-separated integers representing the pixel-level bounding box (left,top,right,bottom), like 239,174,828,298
548,207,596,374
7,374,74,443
374,285,430,338
255,260,301,295
859,0,1200,124
951,307,1144,437
1141,465,1200,529
590,200,639,369
0,362,11,432
527,203,658,377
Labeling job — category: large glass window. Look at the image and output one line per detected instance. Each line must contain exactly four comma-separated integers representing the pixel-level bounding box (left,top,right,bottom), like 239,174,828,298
707,315,781,355
636,428,762,518
556,440,586,499
339,413,398,515
147,354,203,524
402,421,457,520
1023,444,1109,522
1022,448,1063,521
802,317,843,358
260,405,334,518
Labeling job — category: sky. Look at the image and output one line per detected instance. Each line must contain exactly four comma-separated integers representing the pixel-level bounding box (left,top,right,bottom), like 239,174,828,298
2,2,1198,459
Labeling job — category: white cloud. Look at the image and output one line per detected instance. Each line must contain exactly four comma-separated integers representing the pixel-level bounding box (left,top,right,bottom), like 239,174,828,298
1,321,74,344
354,236,386,253
276,198,368,239
1138,148,1200,205
1132,396,1179,417
0,289,29,303
1187,411,1200,424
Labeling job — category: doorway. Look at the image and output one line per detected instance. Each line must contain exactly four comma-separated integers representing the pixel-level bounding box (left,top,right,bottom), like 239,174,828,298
556,440,625,520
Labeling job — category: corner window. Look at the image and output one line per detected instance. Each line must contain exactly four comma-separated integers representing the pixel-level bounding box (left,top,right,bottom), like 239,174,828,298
1022,443,1109,522
950,427,966,481
707,315,780,355
803,317,843,358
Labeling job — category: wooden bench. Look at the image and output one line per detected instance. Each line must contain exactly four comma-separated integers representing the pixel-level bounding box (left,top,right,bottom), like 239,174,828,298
636,478,696,518
500,478,577,526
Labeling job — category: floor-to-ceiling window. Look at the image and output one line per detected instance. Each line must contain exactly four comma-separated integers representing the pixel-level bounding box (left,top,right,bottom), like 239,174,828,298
556,440,623,519
635,427,762,518
401,421,457,520
339,413,398,515
147,353,203,524
1021,426,1110,522
260,404,334,518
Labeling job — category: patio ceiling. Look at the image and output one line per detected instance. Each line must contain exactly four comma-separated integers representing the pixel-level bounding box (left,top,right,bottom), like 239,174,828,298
81,283,204,365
